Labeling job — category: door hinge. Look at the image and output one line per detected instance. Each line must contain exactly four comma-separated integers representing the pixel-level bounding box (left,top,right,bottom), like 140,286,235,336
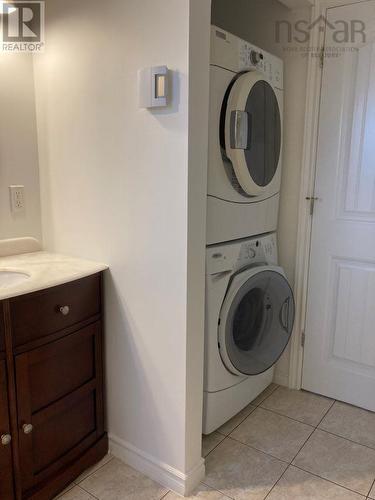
301,331,306,347
319,47,325,69
306,196,320,216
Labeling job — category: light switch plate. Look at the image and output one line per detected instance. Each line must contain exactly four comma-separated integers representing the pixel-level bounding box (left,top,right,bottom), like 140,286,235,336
9,185,25,213
139,66,169,108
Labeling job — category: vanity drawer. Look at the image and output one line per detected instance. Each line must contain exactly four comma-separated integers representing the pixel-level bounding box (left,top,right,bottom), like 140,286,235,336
10,274,101,347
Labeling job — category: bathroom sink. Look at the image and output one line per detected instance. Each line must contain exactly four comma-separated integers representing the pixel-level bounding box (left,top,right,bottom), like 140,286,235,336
0,270,30,288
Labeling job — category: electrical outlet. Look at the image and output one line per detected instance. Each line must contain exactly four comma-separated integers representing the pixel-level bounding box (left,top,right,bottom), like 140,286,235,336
9,185,25,213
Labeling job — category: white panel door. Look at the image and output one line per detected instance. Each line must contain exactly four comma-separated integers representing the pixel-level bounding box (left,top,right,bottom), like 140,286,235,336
303,1,375,410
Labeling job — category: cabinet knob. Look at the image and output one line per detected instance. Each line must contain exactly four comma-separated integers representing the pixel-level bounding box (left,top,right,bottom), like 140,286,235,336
22,424,33,435
1,434,11,446
59,305,70,316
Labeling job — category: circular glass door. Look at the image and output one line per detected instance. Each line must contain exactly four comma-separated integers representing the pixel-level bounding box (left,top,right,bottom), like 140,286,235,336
243,81,281,187
223,73,282,196
221,270,294,376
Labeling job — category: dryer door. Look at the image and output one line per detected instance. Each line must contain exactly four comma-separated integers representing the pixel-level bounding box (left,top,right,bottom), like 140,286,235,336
219,267,294,376
224,72,282,197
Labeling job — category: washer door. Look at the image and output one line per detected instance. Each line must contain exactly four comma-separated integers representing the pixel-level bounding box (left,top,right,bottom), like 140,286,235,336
224,72,282,197
219,267,294,376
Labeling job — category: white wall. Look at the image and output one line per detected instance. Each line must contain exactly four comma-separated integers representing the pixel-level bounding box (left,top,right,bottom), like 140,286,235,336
212,0,311,385
275,6,311,385
0,55,42,242
186,0,211,472
34,0,210,493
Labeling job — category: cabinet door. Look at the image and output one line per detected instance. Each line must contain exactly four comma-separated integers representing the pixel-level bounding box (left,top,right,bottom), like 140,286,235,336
0,360,14,500
0,303,5,352
15,322,104,494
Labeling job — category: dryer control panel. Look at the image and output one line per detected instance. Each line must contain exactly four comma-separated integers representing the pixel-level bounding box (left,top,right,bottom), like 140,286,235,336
239,42,282,87
211,25,284,90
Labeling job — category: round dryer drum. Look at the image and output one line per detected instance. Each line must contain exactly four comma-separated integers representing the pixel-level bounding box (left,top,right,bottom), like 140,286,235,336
219,267,294,376
224,72,282,196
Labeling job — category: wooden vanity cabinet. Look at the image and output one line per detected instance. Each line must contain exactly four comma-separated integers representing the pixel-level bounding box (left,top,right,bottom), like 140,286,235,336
0,273,108,500
0,359,14,500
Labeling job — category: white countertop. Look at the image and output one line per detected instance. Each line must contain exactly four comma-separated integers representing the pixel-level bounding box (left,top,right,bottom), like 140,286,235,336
0,251,108,301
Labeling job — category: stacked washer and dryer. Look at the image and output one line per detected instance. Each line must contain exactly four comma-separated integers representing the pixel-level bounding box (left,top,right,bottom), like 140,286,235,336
203,26,295,434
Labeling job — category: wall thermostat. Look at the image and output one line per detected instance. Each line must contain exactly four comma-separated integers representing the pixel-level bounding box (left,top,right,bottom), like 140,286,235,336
139,66,169,108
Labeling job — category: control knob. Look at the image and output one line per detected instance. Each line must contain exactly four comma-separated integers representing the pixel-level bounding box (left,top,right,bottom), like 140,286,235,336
250,50,263,65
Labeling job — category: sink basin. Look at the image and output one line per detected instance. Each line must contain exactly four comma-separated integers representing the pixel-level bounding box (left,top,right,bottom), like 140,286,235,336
0,270,30,288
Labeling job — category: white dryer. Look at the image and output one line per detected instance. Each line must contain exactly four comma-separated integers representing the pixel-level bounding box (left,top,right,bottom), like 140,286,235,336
207,26,284,245
203,233,294,434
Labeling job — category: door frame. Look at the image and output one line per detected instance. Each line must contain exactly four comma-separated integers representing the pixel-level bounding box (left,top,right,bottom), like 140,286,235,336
288,0,371,389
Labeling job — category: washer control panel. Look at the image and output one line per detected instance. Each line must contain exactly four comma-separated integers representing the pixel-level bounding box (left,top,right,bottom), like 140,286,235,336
238,240,259,268
237,233,278,269
206,233,278,276
261,234,278,265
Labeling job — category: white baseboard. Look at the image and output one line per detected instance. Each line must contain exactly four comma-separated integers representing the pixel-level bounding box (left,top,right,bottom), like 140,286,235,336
109,434,205,497
273,371,289,388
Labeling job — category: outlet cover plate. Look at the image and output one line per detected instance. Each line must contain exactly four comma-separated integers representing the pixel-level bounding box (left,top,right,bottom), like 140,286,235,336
9,185,25,213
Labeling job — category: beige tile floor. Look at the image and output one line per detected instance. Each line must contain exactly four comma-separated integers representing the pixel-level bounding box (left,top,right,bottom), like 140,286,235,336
56,385,375,500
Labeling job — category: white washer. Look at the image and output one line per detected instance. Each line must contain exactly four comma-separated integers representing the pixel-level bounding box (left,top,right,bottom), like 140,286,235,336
203,233,294,434
207,26,284,245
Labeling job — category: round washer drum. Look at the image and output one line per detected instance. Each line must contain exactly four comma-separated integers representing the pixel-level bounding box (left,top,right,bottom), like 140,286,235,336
219,267,295,376
223,71,282,197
